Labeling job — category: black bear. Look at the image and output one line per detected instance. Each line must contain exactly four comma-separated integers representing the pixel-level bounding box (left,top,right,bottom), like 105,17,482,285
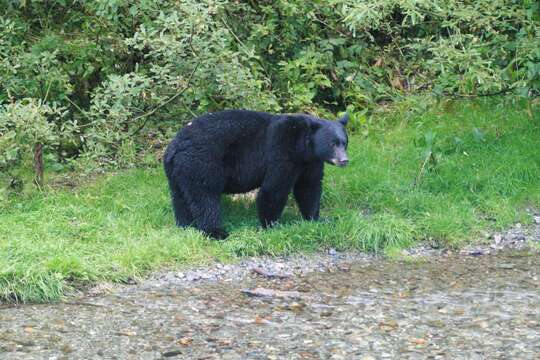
164,110,349,239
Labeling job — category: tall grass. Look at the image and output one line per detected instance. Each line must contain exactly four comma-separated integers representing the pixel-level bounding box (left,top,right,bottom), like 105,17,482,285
1,98,539,302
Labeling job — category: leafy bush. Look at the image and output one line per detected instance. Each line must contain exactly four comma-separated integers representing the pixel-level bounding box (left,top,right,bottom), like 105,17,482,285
0,0,538,190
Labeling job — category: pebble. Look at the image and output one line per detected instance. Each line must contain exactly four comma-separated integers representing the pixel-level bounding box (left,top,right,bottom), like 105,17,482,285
142,251,373,289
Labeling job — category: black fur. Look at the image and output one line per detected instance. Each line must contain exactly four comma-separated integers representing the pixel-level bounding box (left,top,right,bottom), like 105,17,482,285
164,110,349,239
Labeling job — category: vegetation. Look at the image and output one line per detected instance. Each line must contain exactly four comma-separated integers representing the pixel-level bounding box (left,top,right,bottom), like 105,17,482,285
1,0,539,191
1,99,539,302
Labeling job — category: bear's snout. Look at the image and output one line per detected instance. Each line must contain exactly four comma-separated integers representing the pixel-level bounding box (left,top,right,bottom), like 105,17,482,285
332,147,349,167
332,158,349,167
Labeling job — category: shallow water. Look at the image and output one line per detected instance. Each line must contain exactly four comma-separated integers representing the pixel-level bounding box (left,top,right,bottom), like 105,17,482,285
1,253,538,359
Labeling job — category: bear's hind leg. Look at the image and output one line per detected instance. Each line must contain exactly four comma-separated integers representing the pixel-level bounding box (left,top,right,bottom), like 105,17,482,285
186,191,228,240
171,188,194,227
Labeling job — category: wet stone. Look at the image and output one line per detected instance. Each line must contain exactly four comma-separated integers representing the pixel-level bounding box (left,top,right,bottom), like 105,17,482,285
162,349,183,357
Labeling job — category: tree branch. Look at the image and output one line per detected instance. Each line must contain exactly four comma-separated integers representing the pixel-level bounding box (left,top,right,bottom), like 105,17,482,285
130,60,201,136
442,86,517,100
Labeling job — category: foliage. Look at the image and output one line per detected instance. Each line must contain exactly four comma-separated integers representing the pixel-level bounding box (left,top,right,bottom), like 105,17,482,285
82,72,156,166
0,0,539,188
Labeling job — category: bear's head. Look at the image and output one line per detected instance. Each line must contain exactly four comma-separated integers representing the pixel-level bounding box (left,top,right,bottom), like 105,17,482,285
309,114,349,167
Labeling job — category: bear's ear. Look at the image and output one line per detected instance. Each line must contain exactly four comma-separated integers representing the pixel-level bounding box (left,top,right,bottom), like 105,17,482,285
308,118,321,131
338,113,349,126
282,114,321,135
290,116,319,132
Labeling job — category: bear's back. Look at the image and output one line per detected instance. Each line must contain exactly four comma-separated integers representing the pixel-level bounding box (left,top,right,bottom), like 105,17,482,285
164,110,279,193
182,110,275,145
165,110,277,165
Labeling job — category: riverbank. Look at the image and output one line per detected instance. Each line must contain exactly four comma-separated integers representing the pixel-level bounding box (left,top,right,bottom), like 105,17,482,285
87,215,539,296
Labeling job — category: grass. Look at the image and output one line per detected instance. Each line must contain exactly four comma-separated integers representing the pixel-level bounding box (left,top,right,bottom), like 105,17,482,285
1,98,539,302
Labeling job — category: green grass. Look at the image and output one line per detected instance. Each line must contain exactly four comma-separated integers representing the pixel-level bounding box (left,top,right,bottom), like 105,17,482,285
1,98,539,302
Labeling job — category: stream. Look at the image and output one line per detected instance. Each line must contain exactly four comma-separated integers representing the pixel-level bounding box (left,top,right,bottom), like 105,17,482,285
1,252,538,359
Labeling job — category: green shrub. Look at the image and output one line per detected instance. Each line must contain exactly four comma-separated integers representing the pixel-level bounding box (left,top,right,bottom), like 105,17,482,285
0,0,538,188
0,98,74,196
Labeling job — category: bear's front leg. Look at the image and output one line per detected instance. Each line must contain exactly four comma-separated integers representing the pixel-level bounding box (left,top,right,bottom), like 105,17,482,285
256,167,297,228
293,162,323,221
256,187,291,228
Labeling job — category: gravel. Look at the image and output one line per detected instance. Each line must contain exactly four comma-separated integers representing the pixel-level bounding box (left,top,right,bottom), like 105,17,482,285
142,251,372,291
